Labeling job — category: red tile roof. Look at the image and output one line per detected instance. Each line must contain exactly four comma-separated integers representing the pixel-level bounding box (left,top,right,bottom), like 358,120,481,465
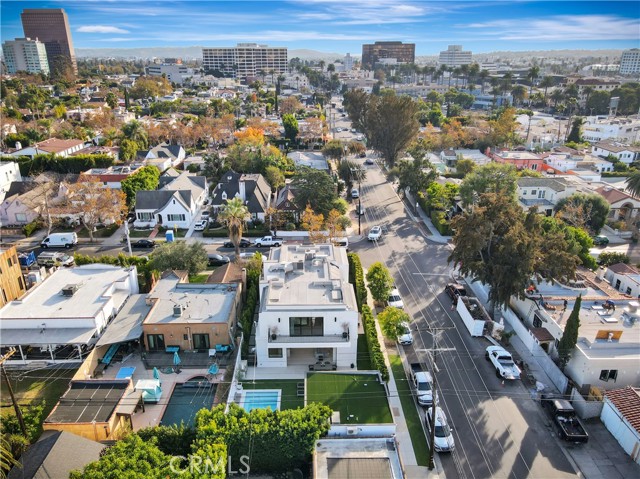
594,186,633,205
608,263,640,275
35,138,84,153
605,387,640,434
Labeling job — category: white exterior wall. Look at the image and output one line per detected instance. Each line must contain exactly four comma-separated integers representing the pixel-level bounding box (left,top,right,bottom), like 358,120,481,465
135,201,193,229
604,270,640,297
565,344,640,390
545,156,579,172
601,400,640,464
255,310,358,368
0,198,37,225
592,146,637,164
583,121,640,144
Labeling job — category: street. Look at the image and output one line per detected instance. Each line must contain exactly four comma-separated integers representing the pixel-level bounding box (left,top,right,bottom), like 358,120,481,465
351,160,577,479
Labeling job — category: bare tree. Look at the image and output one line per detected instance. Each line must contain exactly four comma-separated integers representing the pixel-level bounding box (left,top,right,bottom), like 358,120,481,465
20,173,63,235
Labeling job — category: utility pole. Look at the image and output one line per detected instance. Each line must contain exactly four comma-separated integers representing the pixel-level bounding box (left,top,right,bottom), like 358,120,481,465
350,167,363,235
124,220,133,257
0,349,27,436
417,327,455,471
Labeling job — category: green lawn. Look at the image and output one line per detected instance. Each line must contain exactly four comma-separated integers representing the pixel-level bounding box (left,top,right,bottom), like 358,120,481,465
357,334,373,370
389,354,429,466
76,224,120,238
240,379,304,410
189,273,210,283
306,373,392,424
129,229,153,238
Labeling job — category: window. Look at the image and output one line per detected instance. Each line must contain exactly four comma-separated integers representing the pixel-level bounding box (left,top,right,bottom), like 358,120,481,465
167,214,185,222
533,313,543,328
192,333,210,350
147,334,165,351
599,369,618,382
138,212,153,221
289,317,324,336
538,190,546,199
7,257,12,267
15,213,26,222
18,277,24,291
268,348,283,358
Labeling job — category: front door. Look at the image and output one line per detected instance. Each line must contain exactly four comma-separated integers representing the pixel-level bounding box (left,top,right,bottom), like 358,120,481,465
147,334,165,351
192,333,210,351
157,214,163,225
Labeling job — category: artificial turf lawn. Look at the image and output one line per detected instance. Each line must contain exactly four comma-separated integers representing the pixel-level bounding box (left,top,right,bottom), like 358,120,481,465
240,379,304,410
389,353,430,466
306,372,392,424
357,334,373,370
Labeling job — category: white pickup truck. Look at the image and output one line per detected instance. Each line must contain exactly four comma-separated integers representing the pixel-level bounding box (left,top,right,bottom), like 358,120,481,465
410,363,436,407
253,235,284,247
485,346,521,380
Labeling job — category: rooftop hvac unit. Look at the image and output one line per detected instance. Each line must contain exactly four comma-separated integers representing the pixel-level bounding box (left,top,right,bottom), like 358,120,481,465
61,284,79,296
173,305,183,317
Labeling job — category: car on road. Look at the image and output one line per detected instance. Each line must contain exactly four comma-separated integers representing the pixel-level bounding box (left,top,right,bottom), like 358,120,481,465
356,205,365,216
388,288,404,309
336,127,343,132
368,225,382,241
208,254,230,266
398,322,413,345
132,239,156,249
445,283,467,302
37,252,74,267
364,158,374,165
223,238,251,248
592,235,609,245
239,251,262,260
426,407,455,453
351,188,359,198
193,220,208,231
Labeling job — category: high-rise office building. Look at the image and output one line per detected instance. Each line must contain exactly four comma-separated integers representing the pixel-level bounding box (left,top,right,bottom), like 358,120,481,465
620,49,640,75
361,42,415,69
2,38,50,75
21,8,77,76
439,45,472,67
202,43,288,79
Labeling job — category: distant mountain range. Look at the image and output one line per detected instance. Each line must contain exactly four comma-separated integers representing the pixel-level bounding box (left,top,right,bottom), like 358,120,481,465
75,46,623,63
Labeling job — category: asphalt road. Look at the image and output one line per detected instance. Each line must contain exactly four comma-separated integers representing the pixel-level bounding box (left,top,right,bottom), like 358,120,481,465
350,162,577,479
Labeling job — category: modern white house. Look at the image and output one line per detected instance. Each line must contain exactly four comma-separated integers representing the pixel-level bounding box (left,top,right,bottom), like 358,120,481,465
604,263,640,298
601,387,640,465
134,172,208,229
254,244,358,369
0,161,22,203
592,141,640,164
582,117,640,144
0,264,139,365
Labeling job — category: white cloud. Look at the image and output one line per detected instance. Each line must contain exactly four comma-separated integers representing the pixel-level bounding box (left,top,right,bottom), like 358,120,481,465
77,25,130,34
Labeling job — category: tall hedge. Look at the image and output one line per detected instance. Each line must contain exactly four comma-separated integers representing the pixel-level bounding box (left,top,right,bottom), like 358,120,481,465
12,153,115,176
347,252,367,312
361,305,389,382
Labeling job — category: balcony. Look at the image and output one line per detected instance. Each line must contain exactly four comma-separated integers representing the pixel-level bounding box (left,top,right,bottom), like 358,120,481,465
268,334,349,344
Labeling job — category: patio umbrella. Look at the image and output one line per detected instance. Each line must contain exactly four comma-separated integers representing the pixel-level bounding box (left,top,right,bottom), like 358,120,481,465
153,367,161,382
173,351,181,367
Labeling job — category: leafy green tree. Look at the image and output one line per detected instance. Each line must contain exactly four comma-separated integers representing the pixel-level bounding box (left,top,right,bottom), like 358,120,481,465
218,197,251,258
338,160,365,190
119,138,139,161
366,262,394,304
566,117,584,143
598,251,630,266
121,119,149,149
136,424,196,457
343,89,369,133
291,167,337,217
393,156,435,198
121,165,160,207
264,165,285,190
423,182,459,212
105,91,118,109
455,158,475,176
554,193,610,234
378,307,411,341
149,241,208,275
586,90,611,115
282,113,299,142
449,193,579,309
459,163,518,208
557,295,581,369
322,139,345,161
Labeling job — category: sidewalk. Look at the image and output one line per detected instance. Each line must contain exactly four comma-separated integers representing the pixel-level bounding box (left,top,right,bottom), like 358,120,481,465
403,191,451,245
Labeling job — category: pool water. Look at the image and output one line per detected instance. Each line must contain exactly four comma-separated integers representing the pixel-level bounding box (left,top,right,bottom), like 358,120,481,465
161,376,216,426
242,390,281,412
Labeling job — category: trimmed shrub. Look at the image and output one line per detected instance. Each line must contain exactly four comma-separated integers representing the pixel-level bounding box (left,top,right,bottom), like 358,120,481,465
430,210,451,235
22,220,42,237
361,305,389,382
347,252,368,312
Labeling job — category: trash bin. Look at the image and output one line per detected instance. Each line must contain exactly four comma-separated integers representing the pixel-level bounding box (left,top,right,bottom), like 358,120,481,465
165,230,175,242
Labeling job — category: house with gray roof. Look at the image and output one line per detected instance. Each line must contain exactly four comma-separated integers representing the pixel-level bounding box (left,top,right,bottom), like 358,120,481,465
134,171,208,229
210,170,271,221
140,142,186,168
517,177,576,216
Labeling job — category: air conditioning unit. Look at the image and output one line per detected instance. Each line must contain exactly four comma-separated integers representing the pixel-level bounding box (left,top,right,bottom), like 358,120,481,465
346,427,358,436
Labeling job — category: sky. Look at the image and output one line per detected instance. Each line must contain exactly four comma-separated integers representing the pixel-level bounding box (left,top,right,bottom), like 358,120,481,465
1,0,639,55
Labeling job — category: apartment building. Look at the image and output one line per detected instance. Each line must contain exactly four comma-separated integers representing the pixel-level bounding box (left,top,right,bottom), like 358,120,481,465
0,245,26,308
620,48,640,75
582,117,640,144
146,63,190,85
202,43,287,79
2,37,49,75
21,8,77,75
439,45,473,67
361,41,415,70
254,244,358,369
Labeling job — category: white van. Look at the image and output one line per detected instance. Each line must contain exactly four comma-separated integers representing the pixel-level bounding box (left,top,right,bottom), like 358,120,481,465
333,237,349,249
41,232,78,249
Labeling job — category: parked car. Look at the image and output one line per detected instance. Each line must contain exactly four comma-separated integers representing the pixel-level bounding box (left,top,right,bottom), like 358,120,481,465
445,283,467,302
368,225,382,241
239,251,262,260
351,188,359,199
388,288,404,309
485,345,521,380
593,235,609,245
37,252,74,267
208,254,230,266
540,394,589,444
194,220,208,231
223,238,251,248
425,407,455,452
132,239,156,249
398,322,413,345
364,158,374,165
41,232,78,249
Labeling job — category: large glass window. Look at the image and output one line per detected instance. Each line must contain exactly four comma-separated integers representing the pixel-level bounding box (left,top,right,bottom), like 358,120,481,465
268,348,283,358
147,334,165,351
167,214,185,222
192,333,210,351
289,317,323,336
138,212,153,221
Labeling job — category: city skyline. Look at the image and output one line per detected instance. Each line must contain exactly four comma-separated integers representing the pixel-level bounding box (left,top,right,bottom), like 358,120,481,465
0,1,638,56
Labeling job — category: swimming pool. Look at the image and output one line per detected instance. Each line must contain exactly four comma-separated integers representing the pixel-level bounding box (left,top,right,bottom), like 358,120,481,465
241,389,281,412
161,376,216,427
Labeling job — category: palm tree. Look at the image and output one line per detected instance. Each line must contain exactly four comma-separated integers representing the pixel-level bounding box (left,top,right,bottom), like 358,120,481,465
564,97,579,141
511,85,528,107
526,66,540,100
539,76,555,109
478,69,490,93
625,171,640,198
121,119,149,149
218,197,251,259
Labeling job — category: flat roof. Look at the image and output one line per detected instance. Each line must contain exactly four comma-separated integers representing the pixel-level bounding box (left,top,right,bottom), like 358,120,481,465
144,278,238,325
0,327,95,346
314,438,403,479
260,244,357,311
45,380,130,424
0,265,134,321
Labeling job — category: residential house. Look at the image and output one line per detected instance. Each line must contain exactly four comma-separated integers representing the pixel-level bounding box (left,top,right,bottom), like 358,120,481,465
517,177,576,216
7,430,106,479
604,263,640,298
142,272,241,353
594,185,640,224
566,77,621,107
255,244,359,369
582,117,640,144
0,161,22,202
0,245,26,307
274,182,299,220
287,151,330,173
10,138,85,158
210,170,271,222
489,150,544,171
80,164,142,189
183,155,205,171
139,143,186,170
440,149,491,169
0,264,139,365
592,140,640,164
601,387,640,465
134,171,208,229
314,438,403,479
0,179,70,227
544,151,615,174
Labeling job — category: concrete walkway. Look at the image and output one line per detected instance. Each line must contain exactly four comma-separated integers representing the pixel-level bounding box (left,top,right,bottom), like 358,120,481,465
404,191,451,245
